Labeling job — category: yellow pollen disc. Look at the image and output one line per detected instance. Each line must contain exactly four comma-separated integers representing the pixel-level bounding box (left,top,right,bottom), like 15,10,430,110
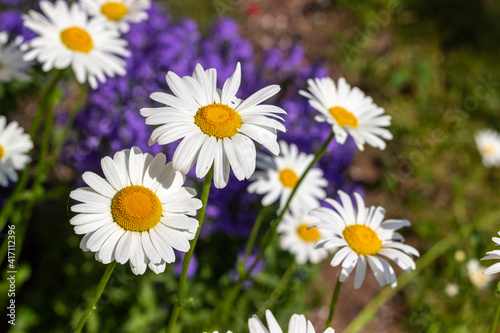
329,106,358,128
297,224,321,242
483,144,495,156
194,103,241,139
0,144,4,159
111,185,162,232
101,2,128,21
279,168,299,188
343,225,382,255
60,27,94,53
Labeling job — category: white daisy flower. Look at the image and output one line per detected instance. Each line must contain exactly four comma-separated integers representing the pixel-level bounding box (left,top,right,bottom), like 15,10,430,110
23,0,130,89
481,231,500,276
0,116,33,187
69,147,203,275
444,283,459,298
310,190,419,289
299,77,392,151
475,129,500,167
81,0,150,33
467,259,493,289
277,210,331,265
247,141,327,214
140,63,286,189
0,32,32,83
248,309,335,333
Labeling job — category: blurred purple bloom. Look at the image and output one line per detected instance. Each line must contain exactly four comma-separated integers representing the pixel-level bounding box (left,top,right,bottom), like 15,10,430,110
173,251,199,279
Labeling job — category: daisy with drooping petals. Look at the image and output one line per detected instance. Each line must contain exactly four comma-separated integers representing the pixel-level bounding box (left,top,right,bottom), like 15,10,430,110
70,147,202,275
23,0,130,89
0,32,32,83
248,141,327,214
248,309,335,333
0,116,33,187
482,232,500,277
277,210,331,264
310,190,419,289
299,77,392,151
81,0,150,33
141,62,286,189
475,129,500,167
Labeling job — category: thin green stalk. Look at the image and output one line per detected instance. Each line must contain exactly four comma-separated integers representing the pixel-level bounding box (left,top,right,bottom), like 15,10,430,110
325,278,342,330
490,285,500,333
166,167,213,333
239,205,269,274
0,70,64,230
74,261,117,333
210,131,335,325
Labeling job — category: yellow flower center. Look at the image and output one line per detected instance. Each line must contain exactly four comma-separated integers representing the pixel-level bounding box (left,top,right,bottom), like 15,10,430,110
328,106,358,128
60,27,94,53
101,1,128,21
483,144,495,156
194,103,242,139
0,144,4,159
111,185,163,232
343,225,382,255
279,168,299,188
296,223,321,242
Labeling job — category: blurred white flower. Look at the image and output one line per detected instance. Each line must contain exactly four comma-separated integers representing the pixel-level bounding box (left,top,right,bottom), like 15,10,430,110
0,31,32,83
475,129,500,167
467,259,493,289
81,0,150,33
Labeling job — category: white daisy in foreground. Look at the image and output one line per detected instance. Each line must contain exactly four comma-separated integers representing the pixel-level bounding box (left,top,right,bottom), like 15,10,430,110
248,141,327,214
0,32,32,82
81,0,150,33
482,232,500,276
23,0,130,89
70,147,202,275
310,190,419,289
141,63,286,189
277,210,331,264
0,116,33,187
467,259,493,289
248,309,335,333
475,129,500,167
299,77,392,151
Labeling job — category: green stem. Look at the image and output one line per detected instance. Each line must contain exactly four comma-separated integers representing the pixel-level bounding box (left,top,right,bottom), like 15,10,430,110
74,261,117,333
490,287,500,333
325,278,342,330
166,167,213,333
0,70,64,230
210,131,335,325
239,205,269,274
